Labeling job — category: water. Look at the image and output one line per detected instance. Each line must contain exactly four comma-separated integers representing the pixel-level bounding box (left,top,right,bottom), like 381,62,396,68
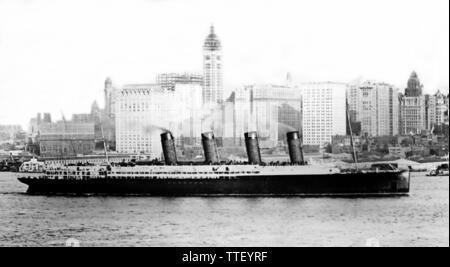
0,172,448,247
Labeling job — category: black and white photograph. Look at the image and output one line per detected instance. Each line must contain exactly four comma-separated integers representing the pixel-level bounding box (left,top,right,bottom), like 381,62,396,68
0,0,448,251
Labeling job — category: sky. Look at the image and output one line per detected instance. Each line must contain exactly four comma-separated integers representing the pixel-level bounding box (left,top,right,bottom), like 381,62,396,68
0,0,449,128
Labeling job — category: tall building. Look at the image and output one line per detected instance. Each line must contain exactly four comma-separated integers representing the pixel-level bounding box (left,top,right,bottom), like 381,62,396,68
101,78,118,150
445,93,450,125
229,87,253,146
115,84,169,157
115,83,203,157
400,72,427,135
426,90,449,131
424,92,450,138
221,92,237,146
251,84,302,144
300,82,347,147
104,77,118,119
405,71,423,97
243,85,280,146
278,103,302,138
203,26,223,105
223,84,302,147
156,73,203,91
172,83,203,146
347,80,399,136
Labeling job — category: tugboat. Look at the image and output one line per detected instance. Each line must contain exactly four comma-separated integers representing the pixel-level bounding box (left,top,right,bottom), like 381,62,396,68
0,154,22,172
17,131,410,196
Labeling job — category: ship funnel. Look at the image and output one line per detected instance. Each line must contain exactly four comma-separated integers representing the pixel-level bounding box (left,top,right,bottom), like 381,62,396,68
201,132,219,164
286,131,304,164
160,132,177,165
244,132,262,165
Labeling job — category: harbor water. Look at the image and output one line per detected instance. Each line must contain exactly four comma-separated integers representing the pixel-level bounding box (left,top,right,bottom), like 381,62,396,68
0,172,448,247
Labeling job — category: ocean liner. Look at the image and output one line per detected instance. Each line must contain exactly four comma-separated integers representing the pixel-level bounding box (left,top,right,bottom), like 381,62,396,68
17,131,410,196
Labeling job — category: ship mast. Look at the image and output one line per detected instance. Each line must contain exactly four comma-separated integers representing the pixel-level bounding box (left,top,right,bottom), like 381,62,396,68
346,101,359,171
96,111,109,164
61,111,76,159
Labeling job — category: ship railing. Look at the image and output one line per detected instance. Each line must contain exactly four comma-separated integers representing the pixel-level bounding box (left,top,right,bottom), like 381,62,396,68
44,170,104,180
41,170,261,180
109,171,253,177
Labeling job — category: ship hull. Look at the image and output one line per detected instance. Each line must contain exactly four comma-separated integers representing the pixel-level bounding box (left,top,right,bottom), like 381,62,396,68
18,171,410,196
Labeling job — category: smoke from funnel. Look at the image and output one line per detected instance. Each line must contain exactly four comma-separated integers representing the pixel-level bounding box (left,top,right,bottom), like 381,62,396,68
200,103,223,132
145,125,172,135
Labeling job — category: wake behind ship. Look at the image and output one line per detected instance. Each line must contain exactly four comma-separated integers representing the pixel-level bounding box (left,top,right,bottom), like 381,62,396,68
18,131,410,196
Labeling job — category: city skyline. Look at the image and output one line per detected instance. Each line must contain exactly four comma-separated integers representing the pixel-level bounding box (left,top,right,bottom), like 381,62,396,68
0,0,449,128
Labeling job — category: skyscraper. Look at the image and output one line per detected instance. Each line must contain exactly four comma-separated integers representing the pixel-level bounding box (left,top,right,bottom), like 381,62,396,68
300,82,347,147
347,80,399,136
426,90,449,131
115,84,170,157
202,25,223,105
104,77,117,118
222,84,302,147
405,71,423,97
115,83,203,158
400,71,427,135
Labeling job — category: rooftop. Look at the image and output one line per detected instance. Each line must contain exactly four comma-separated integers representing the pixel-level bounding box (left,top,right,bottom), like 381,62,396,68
203,25,221,51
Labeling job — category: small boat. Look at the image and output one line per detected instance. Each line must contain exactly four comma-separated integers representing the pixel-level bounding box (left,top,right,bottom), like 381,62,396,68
0,155,22,172
426,163,449,177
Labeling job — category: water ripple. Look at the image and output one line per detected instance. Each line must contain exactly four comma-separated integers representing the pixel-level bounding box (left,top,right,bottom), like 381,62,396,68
0,172,448,247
